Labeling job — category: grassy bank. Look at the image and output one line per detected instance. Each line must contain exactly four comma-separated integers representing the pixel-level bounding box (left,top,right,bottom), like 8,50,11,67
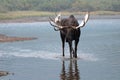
0,11,120,20
0,11,53,20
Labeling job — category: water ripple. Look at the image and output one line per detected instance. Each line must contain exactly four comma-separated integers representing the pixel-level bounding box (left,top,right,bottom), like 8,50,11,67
0,49,98,62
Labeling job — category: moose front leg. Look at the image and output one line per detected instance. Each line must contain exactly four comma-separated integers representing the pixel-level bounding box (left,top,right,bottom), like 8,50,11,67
62,40,65,57
68,41,73,58
74,39,79,58
60,32,65,57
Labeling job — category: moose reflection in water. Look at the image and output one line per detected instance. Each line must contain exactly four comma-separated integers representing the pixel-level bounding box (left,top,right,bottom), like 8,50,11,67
60,60,80,80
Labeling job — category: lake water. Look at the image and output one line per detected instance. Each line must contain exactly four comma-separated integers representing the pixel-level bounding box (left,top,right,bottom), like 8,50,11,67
0,19,120,80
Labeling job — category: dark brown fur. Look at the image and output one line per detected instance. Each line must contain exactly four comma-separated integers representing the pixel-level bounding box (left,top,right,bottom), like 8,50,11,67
59,15,80,58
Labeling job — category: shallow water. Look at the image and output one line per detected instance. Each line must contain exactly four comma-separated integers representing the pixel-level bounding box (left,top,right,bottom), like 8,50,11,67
0,19,120,80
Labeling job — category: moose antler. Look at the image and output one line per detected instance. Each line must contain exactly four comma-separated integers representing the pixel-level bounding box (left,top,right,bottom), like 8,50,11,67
49,13,63,31
49,12,90,31
76,12,89,29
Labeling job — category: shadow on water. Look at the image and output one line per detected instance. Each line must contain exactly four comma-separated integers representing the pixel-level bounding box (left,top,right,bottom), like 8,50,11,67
60,60,80,80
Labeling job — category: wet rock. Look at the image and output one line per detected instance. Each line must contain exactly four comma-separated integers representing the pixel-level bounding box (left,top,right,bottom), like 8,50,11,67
0,34,37,42
0,71,9,77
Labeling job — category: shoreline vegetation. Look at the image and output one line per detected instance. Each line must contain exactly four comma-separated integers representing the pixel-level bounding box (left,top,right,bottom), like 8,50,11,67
0,11,120,23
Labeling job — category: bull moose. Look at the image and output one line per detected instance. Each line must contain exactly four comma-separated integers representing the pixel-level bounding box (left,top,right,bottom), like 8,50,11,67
49,12,89,58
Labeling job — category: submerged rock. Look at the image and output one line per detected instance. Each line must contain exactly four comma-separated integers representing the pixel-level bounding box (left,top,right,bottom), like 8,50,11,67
0,34,37,42
0,71,9,77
